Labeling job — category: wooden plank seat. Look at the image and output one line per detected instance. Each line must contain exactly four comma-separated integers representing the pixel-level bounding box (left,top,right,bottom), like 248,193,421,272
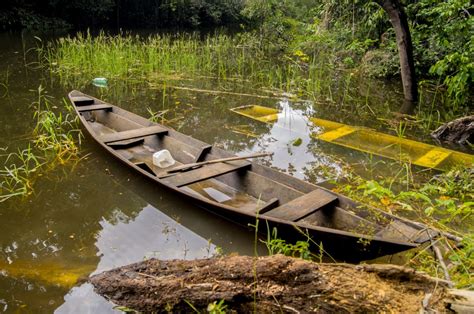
77,104,113,112
255,198,279,214
100,125,168,144
134,161,160,176
263,189,338,221
160,161,251,187
194,145,213,162
71,96,95,106
106,138,144,148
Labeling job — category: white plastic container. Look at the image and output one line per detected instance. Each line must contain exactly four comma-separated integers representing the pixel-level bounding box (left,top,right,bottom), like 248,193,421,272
152,150,175,168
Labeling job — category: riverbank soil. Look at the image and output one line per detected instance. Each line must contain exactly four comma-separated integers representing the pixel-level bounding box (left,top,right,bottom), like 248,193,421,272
90,254,464,313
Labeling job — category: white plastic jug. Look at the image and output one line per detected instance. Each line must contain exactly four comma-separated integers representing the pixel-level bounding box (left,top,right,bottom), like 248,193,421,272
152,150,175,168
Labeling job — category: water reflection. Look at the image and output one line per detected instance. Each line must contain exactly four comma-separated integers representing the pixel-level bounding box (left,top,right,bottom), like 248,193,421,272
56,204,218,313
238,100,344,182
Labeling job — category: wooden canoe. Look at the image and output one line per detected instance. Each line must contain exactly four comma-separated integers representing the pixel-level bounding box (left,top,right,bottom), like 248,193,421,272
69,90,437,262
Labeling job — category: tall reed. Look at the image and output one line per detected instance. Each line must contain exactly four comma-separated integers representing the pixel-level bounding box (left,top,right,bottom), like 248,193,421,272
0,86,82,203
33,86,82,163
40,31,336,97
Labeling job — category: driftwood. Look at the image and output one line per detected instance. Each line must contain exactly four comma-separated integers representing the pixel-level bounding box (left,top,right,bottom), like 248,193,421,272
431,115,474,145
90,255,473,313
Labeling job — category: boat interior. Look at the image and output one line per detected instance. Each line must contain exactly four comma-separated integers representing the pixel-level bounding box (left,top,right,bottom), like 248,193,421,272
70,93,427,244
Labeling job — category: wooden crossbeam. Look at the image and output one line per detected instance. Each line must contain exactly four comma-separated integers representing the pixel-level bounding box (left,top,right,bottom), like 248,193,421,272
71,96,95,106
194,145,213,163
77,104,113,112
100,125,168,144
161,161,250,187
264,189,337,221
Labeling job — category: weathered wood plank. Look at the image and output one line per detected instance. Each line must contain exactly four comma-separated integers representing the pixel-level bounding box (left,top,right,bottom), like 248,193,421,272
71,96,95,106
161,161,251,187
255,198,279,214
100,125,168,144
301,207,382,235
194,145,213,162
134,162,160,176
77,104,113,112
264,189,337,221
375,220,430,242
106,138,144,149
446,289,474,313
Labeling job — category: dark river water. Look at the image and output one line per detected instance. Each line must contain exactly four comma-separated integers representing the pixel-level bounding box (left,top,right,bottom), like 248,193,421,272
0,31,469,313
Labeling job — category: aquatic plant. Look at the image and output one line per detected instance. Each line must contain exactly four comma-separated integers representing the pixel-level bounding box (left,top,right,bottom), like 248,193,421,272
0,86,82,202
33,86,82,163
41,31,340,102
0,146,42,202
39,31,472,137
263,226,313,260
207,300,228,314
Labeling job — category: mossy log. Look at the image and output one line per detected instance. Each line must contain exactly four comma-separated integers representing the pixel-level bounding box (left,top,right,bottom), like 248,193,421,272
90,255,474,313
431,115,474,145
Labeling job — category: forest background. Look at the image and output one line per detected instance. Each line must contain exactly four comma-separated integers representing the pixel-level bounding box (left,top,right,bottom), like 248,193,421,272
1,0,472,108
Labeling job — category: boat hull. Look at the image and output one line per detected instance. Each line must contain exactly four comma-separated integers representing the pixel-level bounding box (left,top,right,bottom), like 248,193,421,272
70,91,420,262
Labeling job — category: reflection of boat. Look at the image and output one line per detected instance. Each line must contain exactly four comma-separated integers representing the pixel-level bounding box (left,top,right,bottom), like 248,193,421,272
69,90,438,262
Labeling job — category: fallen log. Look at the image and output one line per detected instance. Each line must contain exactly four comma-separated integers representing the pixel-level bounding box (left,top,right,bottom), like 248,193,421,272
90,255,474,313
431,115,474,145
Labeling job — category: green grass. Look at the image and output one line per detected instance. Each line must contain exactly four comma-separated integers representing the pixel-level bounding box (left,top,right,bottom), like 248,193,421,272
0,145,43,202
33,85,82,163
0,86,82,203
40,31,342,99
39,31,473,138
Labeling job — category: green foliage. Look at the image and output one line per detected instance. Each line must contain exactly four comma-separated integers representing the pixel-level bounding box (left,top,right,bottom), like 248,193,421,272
447,235,474,289
113,305,139,313
357,180,395,199
254,0,473,107
408,0,474,107
0,146,43,202
33,86,81,163
346,166,474,225
0,0,244,30
263,227,313,260
0,86,82,203
207,300,228,314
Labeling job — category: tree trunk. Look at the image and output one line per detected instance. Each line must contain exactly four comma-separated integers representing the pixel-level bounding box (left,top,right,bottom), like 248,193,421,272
374,0,418,103
89,255,466,313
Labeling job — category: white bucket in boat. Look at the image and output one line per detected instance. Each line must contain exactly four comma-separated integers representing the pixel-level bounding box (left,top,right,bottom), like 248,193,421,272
152,150,175,168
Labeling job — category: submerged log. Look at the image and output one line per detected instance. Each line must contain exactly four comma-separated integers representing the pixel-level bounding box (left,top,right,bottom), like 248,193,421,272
89,255,474,313
431,115,474,145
